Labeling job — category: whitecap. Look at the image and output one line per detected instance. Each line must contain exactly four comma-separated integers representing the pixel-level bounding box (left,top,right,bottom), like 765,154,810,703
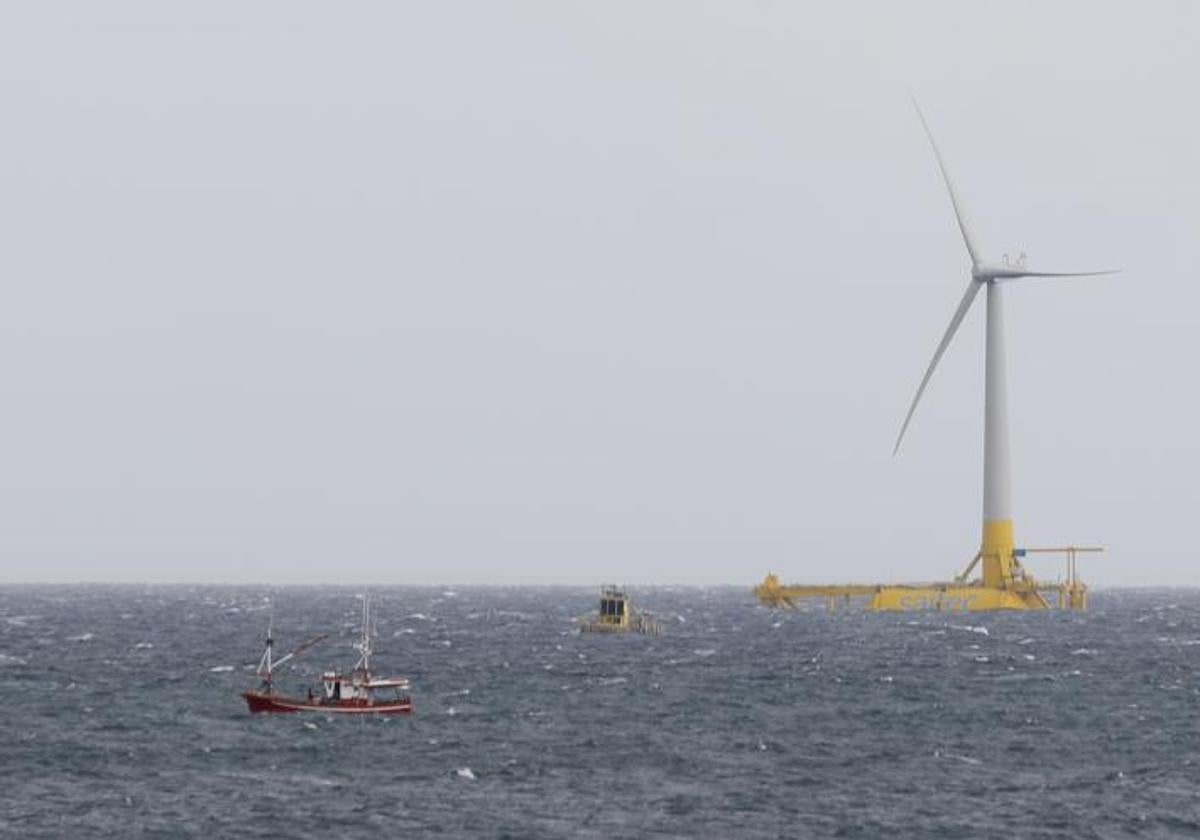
0,653,28,666
494,610,532,621
134,642,154,650
950,624,989,636
941,751,982,766
693,648,717,658
68,632,95,642
1071,648,1097,657
455,767,475,781
209,665,235,673
303,722,318,731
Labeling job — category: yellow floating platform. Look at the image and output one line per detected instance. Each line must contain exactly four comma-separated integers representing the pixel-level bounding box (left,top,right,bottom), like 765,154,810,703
754,547,1097,613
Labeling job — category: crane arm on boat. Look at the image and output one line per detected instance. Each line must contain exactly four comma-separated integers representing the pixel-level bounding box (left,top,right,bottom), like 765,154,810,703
270,634,328,671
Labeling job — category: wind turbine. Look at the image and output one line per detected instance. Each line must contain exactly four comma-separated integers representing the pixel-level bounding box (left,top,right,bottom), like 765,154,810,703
894,99,1116,593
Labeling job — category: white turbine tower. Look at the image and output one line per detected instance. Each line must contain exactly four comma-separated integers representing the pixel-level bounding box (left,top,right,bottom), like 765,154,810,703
894,99,1116,593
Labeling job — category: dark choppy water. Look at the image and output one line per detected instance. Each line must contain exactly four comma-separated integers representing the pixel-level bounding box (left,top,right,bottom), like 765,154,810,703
3,587,1200,838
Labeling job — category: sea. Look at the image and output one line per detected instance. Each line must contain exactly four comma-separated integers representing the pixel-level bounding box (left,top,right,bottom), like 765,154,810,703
2,586,1199,839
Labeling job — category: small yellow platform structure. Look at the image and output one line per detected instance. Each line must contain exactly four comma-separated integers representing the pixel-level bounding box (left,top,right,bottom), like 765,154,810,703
579,585,663,635
755,546,1098,612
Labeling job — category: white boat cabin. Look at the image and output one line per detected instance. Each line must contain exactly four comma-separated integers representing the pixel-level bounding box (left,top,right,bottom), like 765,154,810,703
321,671,411,702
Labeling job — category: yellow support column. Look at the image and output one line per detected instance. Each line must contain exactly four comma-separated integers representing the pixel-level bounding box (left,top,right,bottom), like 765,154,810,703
981,519,1015,588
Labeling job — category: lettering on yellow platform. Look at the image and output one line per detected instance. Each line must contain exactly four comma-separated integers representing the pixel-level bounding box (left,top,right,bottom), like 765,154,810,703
897,594,979,611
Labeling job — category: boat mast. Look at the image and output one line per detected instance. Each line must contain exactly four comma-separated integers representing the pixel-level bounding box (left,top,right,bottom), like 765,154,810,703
254,605,327,691
356,593,372,674
256,610,275,688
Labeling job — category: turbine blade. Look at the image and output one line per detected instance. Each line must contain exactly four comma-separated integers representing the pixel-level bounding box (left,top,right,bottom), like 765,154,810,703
1004,269,1120,279
911,96,984,264
893,279,983,455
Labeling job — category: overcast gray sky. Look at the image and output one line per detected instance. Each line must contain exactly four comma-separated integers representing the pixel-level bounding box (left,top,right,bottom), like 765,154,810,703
0,2,1194,585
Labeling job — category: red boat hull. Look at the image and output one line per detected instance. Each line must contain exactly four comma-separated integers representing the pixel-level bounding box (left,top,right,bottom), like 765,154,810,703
243,690,413,715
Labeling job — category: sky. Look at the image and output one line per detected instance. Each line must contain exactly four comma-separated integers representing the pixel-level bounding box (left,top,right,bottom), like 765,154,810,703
0,2,1195,585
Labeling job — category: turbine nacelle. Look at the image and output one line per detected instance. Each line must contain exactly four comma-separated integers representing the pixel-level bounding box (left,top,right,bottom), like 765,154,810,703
973,252,1028,280
973,262,1025,281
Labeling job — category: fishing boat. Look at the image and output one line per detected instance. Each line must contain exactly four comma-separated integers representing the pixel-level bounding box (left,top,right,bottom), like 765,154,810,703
242,595,413,715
